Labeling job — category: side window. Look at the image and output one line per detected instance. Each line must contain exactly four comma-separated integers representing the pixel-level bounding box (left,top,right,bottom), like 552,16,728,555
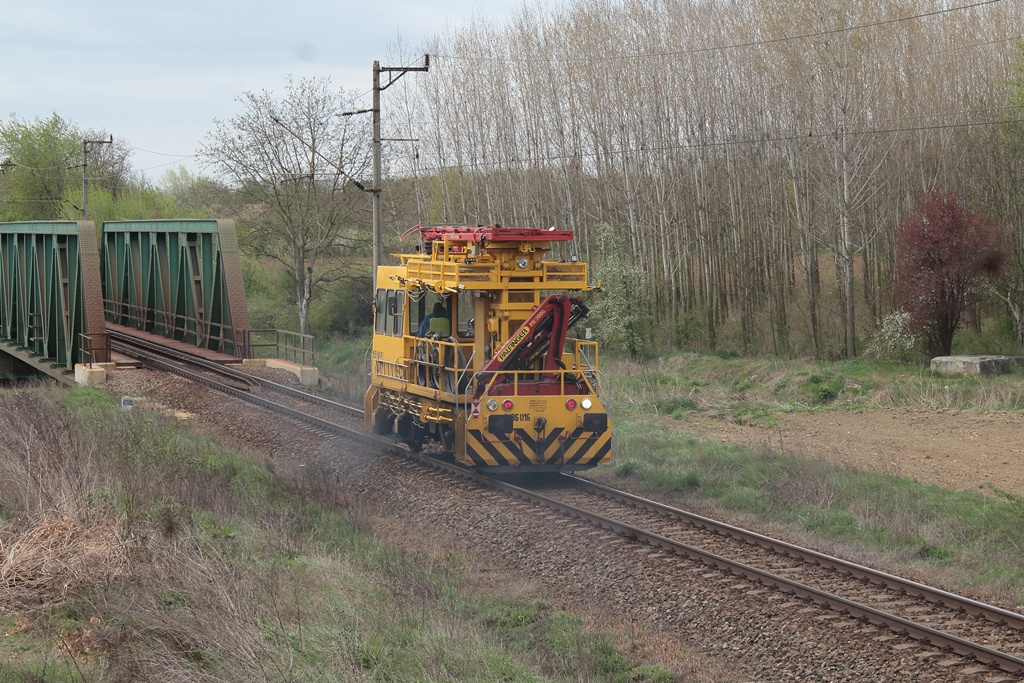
375,288,387,335
392,291,405,337
457,293,474,338
410,296,424,335
385,290,397,338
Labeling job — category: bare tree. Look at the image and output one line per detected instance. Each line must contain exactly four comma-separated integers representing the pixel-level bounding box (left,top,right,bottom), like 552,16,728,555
200,76,371,335
391,0,1023,357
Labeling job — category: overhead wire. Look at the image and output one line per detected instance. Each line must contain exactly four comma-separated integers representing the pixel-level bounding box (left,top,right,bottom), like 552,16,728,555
433,0,1008,63
3,160,77,172
384,0,1022,176
402,114,1024,176
2,3,1016,185
139,158,199,173
127,144,195,158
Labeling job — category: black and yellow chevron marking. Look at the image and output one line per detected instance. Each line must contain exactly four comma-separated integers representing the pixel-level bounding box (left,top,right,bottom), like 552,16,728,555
464,426,611,469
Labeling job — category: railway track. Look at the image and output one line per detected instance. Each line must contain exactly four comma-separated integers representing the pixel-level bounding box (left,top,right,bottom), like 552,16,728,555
506,476,1024,678
108,330,364,426
107,334,1024,680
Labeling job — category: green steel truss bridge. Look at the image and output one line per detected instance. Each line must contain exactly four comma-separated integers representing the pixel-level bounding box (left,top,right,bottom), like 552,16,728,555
0,219,250,384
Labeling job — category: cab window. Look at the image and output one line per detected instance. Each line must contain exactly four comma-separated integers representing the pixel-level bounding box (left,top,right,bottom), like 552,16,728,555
411,293,449,336
374,288,387,335
376,288,405,338
392,291,405,337
385,290,398,337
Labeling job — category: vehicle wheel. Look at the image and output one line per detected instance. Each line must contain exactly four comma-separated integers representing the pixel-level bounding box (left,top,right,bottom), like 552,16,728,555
372,408,391,435
406,423,425,453
439,425,455,455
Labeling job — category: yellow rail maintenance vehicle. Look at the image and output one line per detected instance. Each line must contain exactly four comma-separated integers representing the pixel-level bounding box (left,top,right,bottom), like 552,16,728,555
365,225,611,472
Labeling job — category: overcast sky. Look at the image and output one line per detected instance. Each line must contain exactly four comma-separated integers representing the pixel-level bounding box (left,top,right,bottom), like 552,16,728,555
1,0,522,182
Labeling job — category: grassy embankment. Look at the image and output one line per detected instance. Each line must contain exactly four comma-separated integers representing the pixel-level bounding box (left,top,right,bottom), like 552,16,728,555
317,339,1024,605
0,386,672,682
590,353,1024,606
11,338,1021,678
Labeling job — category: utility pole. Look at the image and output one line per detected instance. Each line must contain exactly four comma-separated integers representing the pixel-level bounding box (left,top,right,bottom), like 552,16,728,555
372,55,429,275
82,135,113,220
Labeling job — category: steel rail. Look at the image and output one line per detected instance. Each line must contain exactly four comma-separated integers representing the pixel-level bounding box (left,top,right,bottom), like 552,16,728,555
565,475,1024,632
248,374,363,418
109,341,251,392
108,331,258,387
483,475,1024,675
109,342,371,442
107,330,363,418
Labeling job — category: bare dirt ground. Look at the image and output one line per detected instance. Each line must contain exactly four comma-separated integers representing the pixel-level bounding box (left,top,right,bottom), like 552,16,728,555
683,409,1024,499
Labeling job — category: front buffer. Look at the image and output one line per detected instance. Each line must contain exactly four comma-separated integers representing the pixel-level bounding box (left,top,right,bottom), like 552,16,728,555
461,393,611,472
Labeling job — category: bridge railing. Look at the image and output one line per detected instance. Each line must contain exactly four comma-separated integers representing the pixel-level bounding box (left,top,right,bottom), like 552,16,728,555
241,328,315,365
104,299,245,358
102,296,315,365
78,333,111,365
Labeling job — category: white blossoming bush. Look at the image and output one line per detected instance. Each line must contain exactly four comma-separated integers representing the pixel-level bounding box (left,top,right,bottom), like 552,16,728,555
864,311,919,362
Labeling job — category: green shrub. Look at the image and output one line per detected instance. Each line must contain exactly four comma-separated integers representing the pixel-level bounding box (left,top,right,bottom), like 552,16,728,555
806,373,842,405
653,396,698,418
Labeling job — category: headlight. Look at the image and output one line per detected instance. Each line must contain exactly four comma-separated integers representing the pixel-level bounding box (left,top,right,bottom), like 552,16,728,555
581,398,593,410
516,256,529,269
486,399,499,412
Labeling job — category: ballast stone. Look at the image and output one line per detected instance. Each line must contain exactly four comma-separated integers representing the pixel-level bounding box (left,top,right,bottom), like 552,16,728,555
930,355,1024,376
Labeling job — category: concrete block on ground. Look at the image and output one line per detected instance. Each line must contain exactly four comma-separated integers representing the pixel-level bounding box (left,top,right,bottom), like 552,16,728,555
930,355,1013,376
75,363,107,386
266,358,319,386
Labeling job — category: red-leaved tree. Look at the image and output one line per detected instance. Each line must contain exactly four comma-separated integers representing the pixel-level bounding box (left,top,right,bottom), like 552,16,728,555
894,190,1007,358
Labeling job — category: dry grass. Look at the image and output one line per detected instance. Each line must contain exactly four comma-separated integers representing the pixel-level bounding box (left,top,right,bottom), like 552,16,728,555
1,515,130,608
0,385,666,682
0,385,361,680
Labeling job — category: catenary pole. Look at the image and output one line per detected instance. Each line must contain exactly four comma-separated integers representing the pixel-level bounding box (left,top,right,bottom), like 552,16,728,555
372,55,429,276
82,135,113,220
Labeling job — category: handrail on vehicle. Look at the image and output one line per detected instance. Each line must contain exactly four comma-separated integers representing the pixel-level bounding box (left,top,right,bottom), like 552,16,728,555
378,334,605,424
